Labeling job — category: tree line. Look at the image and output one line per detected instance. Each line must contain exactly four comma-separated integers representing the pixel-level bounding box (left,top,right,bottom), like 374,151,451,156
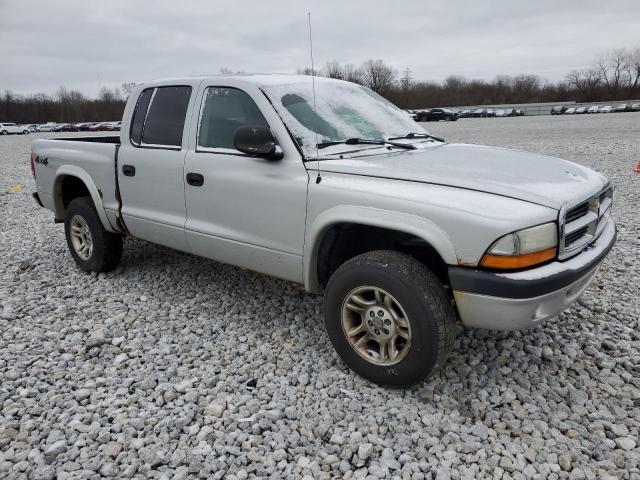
0,84,135,124
1,47,639,123
303,47,640,108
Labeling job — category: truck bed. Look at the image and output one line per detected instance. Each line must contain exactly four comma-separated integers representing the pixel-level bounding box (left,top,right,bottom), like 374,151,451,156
31,136,122,231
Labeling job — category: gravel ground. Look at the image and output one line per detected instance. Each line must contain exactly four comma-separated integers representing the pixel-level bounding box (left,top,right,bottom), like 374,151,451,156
1,113,639,480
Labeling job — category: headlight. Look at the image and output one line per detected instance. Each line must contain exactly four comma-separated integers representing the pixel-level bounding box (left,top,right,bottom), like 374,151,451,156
480,222,558,269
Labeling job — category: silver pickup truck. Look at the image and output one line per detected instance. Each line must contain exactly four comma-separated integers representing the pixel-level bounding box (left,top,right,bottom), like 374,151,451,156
31,75,616,386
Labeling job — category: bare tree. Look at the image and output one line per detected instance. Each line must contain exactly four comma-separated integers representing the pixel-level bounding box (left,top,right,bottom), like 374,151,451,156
399,68,413,92
566,68,602,101
361,59,396,95
596,48,627,100
622,47,640,97
324,60,344,79
121,82,137,99
98,87,120,102
297,67,318,76
341,64,364,85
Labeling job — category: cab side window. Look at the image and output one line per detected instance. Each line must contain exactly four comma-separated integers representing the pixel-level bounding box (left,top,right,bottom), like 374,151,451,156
129,86,192,148
198,87,269,151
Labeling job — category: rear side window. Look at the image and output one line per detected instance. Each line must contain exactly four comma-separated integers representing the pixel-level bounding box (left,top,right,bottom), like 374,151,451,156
143,86,192,147
129,86,192,148
130,89,153,145
197,87,268,151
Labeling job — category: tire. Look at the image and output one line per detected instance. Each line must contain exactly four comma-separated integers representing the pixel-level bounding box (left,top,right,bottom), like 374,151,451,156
64,196,123,272
23,130,29,135
1,130,7,135
324,250,456,386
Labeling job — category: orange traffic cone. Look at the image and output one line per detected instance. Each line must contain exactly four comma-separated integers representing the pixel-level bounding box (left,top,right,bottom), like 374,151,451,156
635,161,640,173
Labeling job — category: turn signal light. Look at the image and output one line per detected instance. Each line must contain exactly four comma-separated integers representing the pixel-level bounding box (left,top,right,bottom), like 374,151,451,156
480,247,557,269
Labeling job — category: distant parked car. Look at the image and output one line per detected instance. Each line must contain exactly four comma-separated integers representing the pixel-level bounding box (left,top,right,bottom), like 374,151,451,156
494,109,506,117
471,108,487,118
575,106,587,114
89,122,112,131
485,109,496,117
111,121,122,131
36,123,56,132
587,105,600,114
600,105,613,113
614,104,629,112
565,107,576,115
418,108,458,122
404,110,419,121
53,123,78,132
457,109,471,118
551,106,567,115
0,122,30,135
74,122,96,131
25,124,39,132
631,103,640,111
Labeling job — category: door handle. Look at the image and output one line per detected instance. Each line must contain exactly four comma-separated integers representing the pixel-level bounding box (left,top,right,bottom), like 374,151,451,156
122,164,136,176
186,172,204,187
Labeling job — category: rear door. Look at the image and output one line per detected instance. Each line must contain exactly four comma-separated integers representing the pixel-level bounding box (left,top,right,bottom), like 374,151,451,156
118,83,198,252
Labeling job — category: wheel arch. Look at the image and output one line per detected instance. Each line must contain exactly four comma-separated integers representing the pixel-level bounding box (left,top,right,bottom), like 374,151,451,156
304,206,457,293
53,165,117,233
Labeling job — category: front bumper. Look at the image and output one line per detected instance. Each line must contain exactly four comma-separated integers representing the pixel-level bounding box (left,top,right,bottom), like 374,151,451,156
449,218,616,330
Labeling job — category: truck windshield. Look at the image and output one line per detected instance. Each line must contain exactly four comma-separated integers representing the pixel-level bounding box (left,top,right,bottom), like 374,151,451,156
262,79,426,158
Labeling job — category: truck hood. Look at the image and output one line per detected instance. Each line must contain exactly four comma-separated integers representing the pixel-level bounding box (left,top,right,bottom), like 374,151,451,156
315,143,607,209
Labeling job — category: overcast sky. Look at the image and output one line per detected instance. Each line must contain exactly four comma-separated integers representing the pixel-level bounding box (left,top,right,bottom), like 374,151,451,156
1,0,639,97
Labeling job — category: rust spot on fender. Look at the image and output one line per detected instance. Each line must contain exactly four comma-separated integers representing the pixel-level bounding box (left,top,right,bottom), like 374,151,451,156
457,258,476,267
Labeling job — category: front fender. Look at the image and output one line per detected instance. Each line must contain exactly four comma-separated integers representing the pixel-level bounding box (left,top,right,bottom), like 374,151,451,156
303,205,458,293
53,165,118,233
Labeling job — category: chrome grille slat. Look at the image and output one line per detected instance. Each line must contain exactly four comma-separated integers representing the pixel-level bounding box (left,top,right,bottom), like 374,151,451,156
565,202,589,223
565,226,589,246
564,211,598,234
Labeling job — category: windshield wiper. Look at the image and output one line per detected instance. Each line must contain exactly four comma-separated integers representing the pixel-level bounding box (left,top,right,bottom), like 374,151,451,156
316,137,416,150
387,132,445,142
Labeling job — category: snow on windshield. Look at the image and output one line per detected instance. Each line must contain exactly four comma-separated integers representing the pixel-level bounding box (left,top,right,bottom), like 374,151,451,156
262,79,424,157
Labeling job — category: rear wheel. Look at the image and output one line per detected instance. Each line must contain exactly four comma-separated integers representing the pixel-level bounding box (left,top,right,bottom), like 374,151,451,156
64,196,123,272
1,130,7,135
324,250,456,386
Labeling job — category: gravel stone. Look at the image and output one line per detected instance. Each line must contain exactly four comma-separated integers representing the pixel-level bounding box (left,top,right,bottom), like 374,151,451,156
1,118,638,479
358,443,374,461
614,437,636,451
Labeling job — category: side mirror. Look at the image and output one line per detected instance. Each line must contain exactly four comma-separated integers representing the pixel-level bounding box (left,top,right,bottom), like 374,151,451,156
233,126,283,159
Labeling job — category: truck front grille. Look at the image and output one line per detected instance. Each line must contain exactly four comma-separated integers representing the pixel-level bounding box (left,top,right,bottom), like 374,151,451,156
565,202,589,223
565,226,588,247
559,186,613,260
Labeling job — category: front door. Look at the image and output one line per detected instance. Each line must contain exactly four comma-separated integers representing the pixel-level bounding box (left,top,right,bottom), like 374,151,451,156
118,85,195,252
183,85,308,282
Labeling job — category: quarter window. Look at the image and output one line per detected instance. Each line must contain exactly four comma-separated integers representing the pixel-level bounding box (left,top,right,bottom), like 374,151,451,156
143,86,192,147
129,86,192,148
198,87,269,151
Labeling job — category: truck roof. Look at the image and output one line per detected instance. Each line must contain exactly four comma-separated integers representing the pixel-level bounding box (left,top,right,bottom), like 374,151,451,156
144,74,340,88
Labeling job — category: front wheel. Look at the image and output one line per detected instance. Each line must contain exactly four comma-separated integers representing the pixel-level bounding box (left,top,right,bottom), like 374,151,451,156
0,130,7,135
324,251,456,386
64,196,123,272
